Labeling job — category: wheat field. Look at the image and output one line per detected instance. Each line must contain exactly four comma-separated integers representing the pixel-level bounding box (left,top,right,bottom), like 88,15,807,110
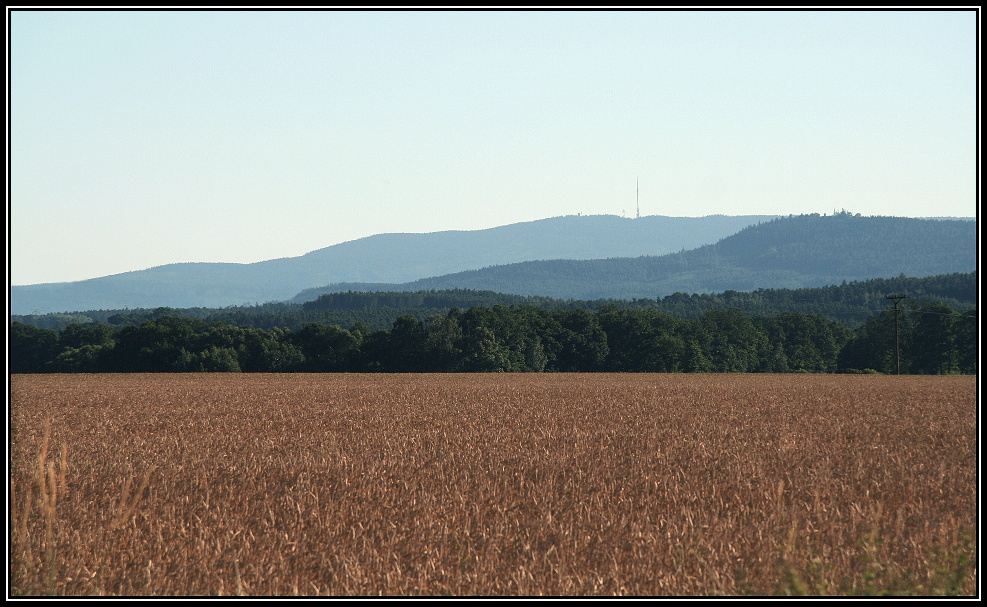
8,373,977,596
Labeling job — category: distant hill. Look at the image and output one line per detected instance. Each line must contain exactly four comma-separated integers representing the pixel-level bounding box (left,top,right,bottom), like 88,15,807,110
297,214,977,301
10,215,775,315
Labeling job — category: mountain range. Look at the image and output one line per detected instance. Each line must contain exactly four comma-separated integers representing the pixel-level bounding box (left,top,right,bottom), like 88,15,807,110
10,213,976,315
11,214,774,315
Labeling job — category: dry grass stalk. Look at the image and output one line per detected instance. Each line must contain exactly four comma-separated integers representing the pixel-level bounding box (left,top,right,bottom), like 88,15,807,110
110,465,157,531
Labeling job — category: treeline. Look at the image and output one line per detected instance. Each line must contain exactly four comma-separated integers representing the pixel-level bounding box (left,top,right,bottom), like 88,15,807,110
10,302,976,374
301,289,559,312
10,273,977,334
645,272,976,323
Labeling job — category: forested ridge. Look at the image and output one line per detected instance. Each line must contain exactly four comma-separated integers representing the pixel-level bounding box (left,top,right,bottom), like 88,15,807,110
10,284,977,375
297,213,976,300
12,272,976,332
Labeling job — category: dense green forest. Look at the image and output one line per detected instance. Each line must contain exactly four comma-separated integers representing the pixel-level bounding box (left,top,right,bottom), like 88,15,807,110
11,272,976,332
10,298,976,375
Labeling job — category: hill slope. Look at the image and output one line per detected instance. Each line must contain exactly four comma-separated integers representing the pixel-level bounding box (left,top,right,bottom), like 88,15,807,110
299,214,977,301
10,215,775,315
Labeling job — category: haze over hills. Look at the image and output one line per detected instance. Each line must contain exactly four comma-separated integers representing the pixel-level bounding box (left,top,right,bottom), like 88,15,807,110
295,214,978,302
11,214,776,315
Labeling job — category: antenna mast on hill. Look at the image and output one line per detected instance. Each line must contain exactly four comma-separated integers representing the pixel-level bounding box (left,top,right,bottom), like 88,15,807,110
636,177,640,219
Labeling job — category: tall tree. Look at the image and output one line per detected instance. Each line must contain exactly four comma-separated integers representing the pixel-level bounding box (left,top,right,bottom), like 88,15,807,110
290,323,360,372
10,323,61,373
910,302,959,374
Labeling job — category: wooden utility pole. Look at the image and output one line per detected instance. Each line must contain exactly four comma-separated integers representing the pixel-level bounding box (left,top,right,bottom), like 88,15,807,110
885,294,907,374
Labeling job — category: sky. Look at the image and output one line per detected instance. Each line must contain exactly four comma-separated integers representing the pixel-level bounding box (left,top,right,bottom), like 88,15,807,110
8,9,978,286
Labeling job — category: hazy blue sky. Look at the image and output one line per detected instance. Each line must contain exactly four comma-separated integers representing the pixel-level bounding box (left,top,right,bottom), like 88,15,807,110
10,9,977,285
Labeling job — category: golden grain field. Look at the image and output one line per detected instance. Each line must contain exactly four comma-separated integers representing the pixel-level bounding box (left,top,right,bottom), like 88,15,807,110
8,373,977,597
